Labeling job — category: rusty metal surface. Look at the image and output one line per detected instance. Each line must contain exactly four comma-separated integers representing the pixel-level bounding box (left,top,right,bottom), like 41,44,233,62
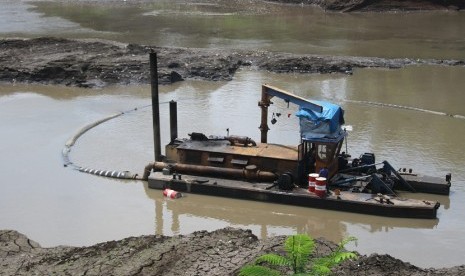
176,140,298,160
152,162,278,182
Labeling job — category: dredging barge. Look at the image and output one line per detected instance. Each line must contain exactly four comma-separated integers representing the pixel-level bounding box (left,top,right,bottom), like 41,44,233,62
144,53,450,219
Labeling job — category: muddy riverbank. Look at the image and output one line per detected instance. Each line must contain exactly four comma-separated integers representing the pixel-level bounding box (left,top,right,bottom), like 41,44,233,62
0,37,463,88
271,0,464,12
30,0,465,12
1,228,464,275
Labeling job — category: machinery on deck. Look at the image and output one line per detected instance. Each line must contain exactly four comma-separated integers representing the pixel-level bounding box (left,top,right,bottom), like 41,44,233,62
144,53,450,219
149,83,449,196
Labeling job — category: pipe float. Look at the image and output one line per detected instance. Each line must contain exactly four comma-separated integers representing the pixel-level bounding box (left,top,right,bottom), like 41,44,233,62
78,167,138,179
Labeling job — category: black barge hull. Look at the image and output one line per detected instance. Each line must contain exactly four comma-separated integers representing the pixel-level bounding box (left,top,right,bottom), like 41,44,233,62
401,174,451,195
148,172,439,219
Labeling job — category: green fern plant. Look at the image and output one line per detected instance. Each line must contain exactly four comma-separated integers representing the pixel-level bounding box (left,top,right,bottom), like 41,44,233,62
239,234,357,276
310,236,358,275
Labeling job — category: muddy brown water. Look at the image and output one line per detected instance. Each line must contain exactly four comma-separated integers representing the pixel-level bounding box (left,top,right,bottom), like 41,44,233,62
1,0,465,269
2,0,465,59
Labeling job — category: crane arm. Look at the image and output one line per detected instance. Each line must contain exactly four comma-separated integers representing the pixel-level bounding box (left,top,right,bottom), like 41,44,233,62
259,84,322,143
262,84,323,113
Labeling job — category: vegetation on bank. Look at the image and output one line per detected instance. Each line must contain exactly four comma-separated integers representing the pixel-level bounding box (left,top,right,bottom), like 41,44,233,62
239,234,357,276
2,228,465,275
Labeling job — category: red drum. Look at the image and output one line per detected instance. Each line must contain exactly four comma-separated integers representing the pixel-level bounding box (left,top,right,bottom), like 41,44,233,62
308,173,319,193
315,177,327,198
163,188,182,199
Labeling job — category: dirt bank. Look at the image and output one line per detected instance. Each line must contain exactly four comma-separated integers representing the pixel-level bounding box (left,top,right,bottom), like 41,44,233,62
35,0,465,12
1,228,464,275
0,37,463,88
325,0,465,12
269,0,464,12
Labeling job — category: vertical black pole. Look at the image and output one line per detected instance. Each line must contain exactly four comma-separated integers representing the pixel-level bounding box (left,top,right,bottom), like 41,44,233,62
259,85,270,143
169,100,178,143
150,52,162,162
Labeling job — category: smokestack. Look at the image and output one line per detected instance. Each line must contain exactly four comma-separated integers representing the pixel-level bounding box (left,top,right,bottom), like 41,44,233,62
150,51,162,161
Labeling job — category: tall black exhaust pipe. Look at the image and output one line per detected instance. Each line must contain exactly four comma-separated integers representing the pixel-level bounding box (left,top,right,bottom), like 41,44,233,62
169,100,178,143
150,51,162,162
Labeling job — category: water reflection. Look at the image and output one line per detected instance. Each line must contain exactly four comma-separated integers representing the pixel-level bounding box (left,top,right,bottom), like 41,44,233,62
0,84,149,100
142,183,439,242
0,1,97,35
405,192,450,210
1,66,464,268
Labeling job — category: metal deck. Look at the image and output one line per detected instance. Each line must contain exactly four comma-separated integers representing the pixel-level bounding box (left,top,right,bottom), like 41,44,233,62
177,140,299,161
148,172,440,219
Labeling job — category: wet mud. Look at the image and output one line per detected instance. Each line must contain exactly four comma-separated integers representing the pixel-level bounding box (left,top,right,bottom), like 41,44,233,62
0,37,463,88
40,0,465,12
1,228,464,275
271,0,464,12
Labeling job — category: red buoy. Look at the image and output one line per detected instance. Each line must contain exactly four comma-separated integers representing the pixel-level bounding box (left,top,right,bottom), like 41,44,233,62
315,177,327,198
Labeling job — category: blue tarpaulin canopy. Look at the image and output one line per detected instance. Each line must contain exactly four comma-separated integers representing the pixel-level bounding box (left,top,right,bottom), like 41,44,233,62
296,100,345,142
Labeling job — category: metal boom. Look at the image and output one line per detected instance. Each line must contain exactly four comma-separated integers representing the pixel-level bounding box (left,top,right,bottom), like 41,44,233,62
259,84,323,143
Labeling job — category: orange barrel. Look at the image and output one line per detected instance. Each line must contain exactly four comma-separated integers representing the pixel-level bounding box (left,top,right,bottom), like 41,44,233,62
163,188,182,199
308,173,319,193
315,177,327,198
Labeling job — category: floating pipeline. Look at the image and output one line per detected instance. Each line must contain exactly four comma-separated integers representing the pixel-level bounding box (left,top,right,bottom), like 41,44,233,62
62,112,124,169
62,98,462,182
61,107,150,180
77,167,138,180
61,100,203,181
345,99,465,119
